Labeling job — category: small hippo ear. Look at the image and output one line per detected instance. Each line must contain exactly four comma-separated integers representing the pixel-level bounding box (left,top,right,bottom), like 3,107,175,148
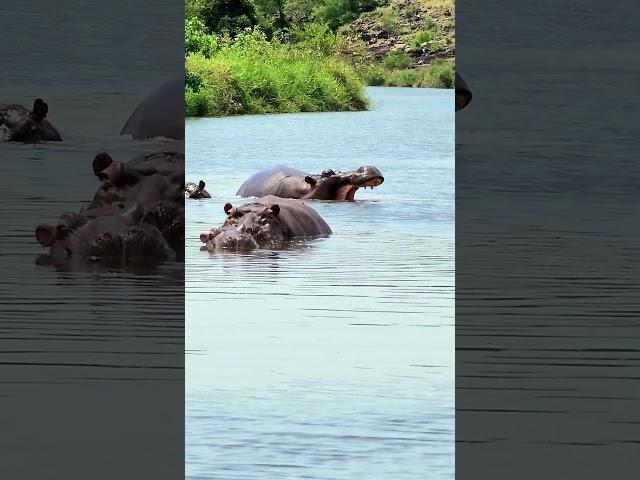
198,180,206,189
270,204,280,217
304,176,317,187
93,153,114,176
224,203,233,214
35,224,57,247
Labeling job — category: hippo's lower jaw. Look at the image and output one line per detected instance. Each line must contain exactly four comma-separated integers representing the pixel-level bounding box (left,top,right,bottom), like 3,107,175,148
335,177,384,201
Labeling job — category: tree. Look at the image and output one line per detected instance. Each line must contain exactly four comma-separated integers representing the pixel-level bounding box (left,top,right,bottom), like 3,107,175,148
254,0,289,29
200,0,259,35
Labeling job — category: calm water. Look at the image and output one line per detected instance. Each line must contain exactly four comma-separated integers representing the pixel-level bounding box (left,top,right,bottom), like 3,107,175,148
456,1,640,477
186,87,455,479
0,2,183,477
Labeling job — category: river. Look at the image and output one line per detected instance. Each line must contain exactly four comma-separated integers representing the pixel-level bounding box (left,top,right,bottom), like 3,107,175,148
186,87,455,479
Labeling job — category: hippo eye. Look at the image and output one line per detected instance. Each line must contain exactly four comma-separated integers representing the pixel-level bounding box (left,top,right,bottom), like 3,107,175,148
357,167,366,173
321,169,335,177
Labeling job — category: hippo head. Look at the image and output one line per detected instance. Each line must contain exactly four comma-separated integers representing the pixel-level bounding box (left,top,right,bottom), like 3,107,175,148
35,204,174,265
200,201,284,251
93,152,125,184
9,99,62,142
304,166,384,201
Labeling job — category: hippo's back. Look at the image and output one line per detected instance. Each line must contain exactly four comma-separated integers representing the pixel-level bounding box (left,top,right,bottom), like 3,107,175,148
121,77,184,140
256,196,331,238
237,166,306,197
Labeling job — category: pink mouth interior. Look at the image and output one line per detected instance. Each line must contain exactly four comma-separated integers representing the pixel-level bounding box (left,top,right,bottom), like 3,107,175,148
336,178,382,201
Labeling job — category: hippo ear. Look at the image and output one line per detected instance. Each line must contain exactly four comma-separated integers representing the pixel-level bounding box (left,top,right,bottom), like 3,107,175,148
270,204,280,217
93,153,114,176
35,224,58,247
224,203,233,214
304,176,317,187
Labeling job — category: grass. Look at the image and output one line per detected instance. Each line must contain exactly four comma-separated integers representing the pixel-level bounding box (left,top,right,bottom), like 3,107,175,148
363,59,454,88
185,30,369,117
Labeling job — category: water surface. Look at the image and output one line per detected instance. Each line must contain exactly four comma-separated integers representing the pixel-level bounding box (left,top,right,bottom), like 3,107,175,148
0,2,183,476
186,87,454,479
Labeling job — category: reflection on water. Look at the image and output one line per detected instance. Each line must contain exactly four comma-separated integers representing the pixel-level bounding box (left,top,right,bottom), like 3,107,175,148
186,87,454,479
0,2,183,477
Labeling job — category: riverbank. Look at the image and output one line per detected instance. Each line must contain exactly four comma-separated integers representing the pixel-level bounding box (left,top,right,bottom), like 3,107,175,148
185,28,369,117
184,0,455,117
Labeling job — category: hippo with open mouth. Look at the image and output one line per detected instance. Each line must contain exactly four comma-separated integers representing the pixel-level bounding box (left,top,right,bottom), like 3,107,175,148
35,203,176,266
0,99,62,142
200,196,331,252
236,165,384,201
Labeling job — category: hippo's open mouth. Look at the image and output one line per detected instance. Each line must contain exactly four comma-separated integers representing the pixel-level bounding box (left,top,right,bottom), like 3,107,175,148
336,177,384,201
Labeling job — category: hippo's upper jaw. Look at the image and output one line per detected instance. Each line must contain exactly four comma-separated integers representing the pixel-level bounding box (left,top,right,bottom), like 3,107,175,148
312,165,384,201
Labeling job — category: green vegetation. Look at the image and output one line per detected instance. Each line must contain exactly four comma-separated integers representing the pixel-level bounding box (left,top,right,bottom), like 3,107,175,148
185,27,368,116
185,0,456,117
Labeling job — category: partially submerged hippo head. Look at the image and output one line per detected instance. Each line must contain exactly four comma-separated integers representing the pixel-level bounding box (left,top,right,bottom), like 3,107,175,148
0,98,62,142
35,204,175,265
200,196,331,252
304,166,384,201
185,180,211,199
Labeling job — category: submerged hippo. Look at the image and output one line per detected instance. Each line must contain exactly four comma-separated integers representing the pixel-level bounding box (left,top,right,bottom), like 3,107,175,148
185,180,211,199
0,99,62,142
121,77,184,140
455,73,472,111
35,204,175,265
200,196,331,252
236,165,384,201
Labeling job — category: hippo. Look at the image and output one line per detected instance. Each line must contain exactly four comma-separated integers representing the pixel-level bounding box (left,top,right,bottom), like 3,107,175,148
185,180,211,199
92,151,184,187
0,99,62,142
455,73,472,111
86,151,184,256
200,196,331,252
121,77,184,140
35,203,176,265
236,165,384,201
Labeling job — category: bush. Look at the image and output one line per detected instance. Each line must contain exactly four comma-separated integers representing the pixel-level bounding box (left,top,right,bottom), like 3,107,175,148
184,29,369,116
200,0,258,36
361,65,385,86
424,60,455,88
185,17,218,57
386,69,419,87
377,8,398,31
383,51,412,70
411,29,434,49
313,0,380,31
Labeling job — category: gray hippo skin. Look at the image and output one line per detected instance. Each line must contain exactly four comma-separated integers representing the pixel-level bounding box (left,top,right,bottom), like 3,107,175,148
35,204,175,266
121,77,184,140
0,99,62,142
200,196,331,252
236,165,384,201
185,180,211,199
36,150,185,266
88,151,185,257
455,73,472,111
